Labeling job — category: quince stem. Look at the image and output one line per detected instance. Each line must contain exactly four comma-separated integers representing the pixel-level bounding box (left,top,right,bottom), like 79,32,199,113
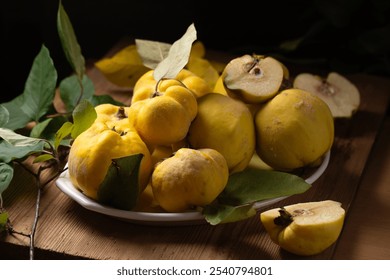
116,107,127,119
153,77,189,97
274,207,293,227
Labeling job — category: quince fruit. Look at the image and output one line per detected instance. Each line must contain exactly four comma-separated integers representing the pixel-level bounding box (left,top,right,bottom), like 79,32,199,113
260,200,345,256
215,54,289,103
68,104,152,201
151,148,229,212
254,88,334,171
188,93,256,173
132,68,211,102
128,81,197,147
293,72,360,118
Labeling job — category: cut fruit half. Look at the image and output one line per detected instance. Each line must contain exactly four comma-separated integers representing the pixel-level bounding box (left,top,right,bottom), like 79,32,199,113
260,200,345,256
293,72,360,118
222,54,285,103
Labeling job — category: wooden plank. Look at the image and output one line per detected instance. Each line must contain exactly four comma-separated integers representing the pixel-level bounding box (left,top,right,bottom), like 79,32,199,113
333,116,390,259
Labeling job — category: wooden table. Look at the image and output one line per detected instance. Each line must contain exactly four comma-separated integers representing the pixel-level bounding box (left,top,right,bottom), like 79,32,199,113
1,43,389,260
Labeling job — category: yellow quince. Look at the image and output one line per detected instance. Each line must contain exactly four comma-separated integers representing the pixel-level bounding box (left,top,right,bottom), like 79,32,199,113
68,104,152,202
151,148,229,212
188,93,255,173
132,68,211,102
128,81,197,147
255,88,334,171
260,200,345,256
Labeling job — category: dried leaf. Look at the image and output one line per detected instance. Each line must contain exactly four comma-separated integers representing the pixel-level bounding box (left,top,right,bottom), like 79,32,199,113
153,23,197,81
136,39,171,70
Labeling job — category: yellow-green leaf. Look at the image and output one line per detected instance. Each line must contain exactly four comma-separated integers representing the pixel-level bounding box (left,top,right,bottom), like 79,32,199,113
33,154,54,163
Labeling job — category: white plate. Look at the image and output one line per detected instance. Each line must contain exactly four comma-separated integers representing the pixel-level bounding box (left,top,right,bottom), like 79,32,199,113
55,151,330,225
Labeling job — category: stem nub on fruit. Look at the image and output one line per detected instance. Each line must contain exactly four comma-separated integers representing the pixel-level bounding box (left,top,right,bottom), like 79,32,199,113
274,207,293,227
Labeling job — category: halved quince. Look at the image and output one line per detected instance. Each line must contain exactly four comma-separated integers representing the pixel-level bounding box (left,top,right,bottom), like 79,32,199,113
220,54,286,103
293,72,360,118
260,200,345,256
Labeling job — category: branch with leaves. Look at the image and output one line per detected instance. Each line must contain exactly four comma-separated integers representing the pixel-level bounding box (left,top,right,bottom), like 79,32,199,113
0,1,120,259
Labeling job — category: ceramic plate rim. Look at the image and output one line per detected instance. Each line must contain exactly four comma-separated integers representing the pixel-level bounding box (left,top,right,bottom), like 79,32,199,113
55,151,330,225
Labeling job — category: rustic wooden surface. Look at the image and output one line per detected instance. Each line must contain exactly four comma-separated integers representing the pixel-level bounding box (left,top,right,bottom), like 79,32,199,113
0,42,389,260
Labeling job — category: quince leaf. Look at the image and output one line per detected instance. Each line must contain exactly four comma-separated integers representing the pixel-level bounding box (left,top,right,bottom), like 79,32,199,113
97,154,143,211
0,128,46,163
54,121,73,150
0,163,14,195
90,95,124,107
153,23,197,81
202,168,311,224
203,204,256,226
1,45,57,130
59,74,95,112
218,168,311,205
0,105,9,127
70,99,97,139
57,0,85,81
1,95,30,130
20,45,57,123
30,118,53,138
0,210,9,233
135,40,171,70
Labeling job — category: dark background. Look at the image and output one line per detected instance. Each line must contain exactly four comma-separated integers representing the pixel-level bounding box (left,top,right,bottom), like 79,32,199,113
2,0,389,103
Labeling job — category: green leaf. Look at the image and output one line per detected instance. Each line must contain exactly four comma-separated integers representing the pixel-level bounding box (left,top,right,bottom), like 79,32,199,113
0,105,9,127
20,45,57,122
153,23,197,81
59,74,94,112
54,121,73,150
0,129,46,163
97,154,143,211
0,163,14,195
33,154,54,163
90,95,124,107
57,0,85,81
202,168,311,225
33,116,69,146
0,210,9,233
135,39,171,70
0,128,46,147
71,99,97,139
203,204,256,226
30,118,53,138
0,95,31,130
0,141,45,163
218,168,311,205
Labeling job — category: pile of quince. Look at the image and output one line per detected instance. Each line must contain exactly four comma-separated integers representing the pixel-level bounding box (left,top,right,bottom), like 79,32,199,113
68,51,336,213
67,31,360,255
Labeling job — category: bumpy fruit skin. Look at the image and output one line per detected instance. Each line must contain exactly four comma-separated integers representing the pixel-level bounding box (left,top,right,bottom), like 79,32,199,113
260,200,345,256
151,148,229,212
68,104,152,200
128,84,197,147
255,88,334,171
188,93,255,173
132,69,211,102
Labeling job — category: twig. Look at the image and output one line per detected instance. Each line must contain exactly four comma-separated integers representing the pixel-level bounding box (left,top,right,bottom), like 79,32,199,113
29,186,41,260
